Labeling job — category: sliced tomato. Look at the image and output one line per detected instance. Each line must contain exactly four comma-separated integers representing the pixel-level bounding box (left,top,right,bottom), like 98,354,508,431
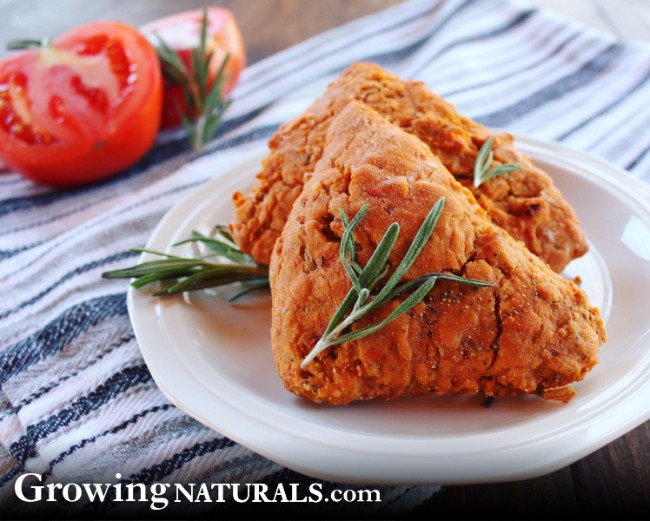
0,22,162,186
141,8,245,129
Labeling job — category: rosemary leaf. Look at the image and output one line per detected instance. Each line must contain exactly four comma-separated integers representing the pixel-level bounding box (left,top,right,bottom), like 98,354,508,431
190,46,201,90
321,291,359,340
153,33,188,82
339,206,369,292
383,272,493,302
197,9,209,96
102,258,207,279
215,225,234,243
130,268,202,289
478,163,523,184
203,97,231,143
473,136,523,188
174,230,248,263
229,278,271,302
474,136,494,185
156,267,264,295
358,224,399,287
131,247,182,259
204,55,230,111
177,106,196,145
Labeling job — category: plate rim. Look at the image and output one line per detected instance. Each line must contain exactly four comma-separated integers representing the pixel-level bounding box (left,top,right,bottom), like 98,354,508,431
127,136,650,485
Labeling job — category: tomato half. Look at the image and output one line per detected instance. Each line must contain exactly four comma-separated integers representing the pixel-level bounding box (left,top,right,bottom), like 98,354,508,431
141,8,245,129
0,22,162,186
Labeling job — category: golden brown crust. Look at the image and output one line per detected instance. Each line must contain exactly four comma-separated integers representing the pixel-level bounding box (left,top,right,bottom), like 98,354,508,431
232,62,588,272
270,102,605,405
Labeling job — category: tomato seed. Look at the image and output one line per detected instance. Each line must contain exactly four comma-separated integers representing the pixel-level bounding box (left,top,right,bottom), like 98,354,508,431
70,75,109,113
0,75,56,145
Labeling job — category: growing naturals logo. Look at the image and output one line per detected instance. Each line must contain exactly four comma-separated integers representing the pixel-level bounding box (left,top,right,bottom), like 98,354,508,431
13,473,381,510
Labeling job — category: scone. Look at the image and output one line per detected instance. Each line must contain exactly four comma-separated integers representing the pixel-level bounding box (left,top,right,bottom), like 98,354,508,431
270,102,605,405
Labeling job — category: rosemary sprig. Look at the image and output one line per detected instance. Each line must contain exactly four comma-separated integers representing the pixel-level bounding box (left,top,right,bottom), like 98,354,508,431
301,198,492,368
102,228,269,298
473,136,523,188
154,8,232,151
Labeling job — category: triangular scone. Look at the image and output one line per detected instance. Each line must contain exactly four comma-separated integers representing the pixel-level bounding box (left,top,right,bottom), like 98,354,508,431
270,102,605,406
234,62,587,272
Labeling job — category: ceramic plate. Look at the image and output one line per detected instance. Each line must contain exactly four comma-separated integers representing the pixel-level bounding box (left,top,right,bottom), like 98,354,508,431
127,137,650,485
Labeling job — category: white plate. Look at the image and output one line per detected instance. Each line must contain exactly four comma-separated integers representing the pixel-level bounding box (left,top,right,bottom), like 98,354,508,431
127,137,650,485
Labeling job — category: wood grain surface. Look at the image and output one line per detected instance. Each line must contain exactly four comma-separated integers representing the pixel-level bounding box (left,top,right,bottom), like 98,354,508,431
1,1,648,519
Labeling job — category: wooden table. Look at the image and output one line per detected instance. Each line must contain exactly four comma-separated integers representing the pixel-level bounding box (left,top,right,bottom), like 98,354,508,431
1,1,648,518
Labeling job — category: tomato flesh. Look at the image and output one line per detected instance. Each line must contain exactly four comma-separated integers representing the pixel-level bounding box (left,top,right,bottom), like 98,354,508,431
141,8,245,129
0,22,162,186
0,72,55,145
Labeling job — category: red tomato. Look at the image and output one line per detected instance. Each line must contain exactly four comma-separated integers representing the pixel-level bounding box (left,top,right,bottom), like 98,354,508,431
141,8,245,129
0,22,162,186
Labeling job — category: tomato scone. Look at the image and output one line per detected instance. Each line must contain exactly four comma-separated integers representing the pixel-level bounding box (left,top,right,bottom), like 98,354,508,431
270,102,606,405
232,62,587,273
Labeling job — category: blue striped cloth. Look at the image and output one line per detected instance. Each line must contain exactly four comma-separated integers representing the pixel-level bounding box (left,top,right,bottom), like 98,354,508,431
2,0,649,516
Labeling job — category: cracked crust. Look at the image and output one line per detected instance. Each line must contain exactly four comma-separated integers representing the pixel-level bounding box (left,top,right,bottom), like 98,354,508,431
232,62,588,273
270,102,606,405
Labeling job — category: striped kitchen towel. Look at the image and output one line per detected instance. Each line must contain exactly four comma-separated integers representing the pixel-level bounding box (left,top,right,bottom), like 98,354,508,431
2,0,650,517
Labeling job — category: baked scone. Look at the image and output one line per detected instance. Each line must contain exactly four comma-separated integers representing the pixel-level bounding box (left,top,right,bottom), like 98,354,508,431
270,102,605,405
233,62,587,272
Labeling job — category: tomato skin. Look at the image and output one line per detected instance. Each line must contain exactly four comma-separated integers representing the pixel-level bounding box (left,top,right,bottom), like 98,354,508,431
0,22,162,187
141,8,245,129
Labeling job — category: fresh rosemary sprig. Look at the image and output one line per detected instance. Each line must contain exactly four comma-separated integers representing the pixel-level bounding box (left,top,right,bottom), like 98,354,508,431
102,228,269,299
301,198,492,368
473,136,523,188
154,8,232,151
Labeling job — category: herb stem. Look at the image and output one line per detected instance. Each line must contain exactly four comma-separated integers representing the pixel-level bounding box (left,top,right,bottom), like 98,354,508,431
6,38,51,50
